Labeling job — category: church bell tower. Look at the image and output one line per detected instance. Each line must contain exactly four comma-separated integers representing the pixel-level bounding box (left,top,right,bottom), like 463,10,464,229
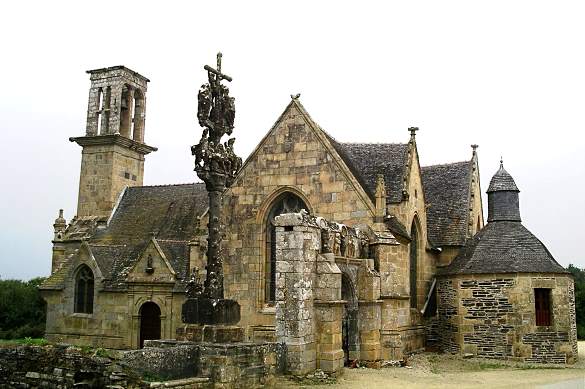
71,66,157,218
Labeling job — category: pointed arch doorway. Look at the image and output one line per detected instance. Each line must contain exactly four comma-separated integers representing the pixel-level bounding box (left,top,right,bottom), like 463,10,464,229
139,302,161,348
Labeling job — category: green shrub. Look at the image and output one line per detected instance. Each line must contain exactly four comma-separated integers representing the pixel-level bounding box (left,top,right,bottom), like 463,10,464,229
567,264,585,340
0,277,47,339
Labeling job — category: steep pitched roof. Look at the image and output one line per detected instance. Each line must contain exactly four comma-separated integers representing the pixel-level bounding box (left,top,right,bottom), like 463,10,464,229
325,136,410,204
438,221,568,275
42,184,207,291
60,216,101,241
91,183,206,290
93,183,207,244
421,161,472,247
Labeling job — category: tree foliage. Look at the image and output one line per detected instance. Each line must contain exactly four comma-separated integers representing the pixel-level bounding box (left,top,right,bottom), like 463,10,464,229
567,264,585,339
0,277,46,339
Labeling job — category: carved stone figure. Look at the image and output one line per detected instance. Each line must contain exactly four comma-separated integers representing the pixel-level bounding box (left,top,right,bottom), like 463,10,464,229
186,267,204,298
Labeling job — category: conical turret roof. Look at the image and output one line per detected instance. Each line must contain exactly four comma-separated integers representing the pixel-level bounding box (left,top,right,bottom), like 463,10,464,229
487,161,519,193
439,160,568,276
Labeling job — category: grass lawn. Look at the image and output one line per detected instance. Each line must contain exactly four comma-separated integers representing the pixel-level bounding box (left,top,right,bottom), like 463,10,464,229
0,338,48,346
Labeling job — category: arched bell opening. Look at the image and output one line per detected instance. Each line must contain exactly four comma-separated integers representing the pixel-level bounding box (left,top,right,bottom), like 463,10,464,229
119,84,134,138
132,89,145,142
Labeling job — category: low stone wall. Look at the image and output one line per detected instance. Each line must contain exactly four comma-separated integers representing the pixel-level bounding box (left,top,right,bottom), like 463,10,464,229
121,341,199,380
0,341,280,388
137,340,284,387
0,343,146,388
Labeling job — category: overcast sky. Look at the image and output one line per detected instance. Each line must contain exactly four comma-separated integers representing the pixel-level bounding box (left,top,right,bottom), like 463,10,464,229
1,1,584,280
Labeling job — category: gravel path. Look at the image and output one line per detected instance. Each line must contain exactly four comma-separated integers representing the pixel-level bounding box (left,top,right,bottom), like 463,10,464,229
277,342,585,388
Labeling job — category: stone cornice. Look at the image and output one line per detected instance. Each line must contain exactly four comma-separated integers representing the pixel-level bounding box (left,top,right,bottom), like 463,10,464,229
69,134,158,155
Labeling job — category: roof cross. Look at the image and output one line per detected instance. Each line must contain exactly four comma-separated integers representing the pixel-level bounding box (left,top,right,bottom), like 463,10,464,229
204,52,232,82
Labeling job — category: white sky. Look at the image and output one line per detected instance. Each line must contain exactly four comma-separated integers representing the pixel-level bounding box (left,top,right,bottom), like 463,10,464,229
1,1,584,280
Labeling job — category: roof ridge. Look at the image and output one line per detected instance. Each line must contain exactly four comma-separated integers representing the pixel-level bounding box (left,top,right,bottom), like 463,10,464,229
340,141,408,146
129,182,203,189
422,160,471,169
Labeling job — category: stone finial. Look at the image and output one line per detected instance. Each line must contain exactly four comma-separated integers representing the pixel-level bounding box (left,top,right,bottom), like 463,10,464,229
408,127,419,141
375,174,386,222
54,209,66,226
471,144,478,154
53,209,67,241
375,174,386,199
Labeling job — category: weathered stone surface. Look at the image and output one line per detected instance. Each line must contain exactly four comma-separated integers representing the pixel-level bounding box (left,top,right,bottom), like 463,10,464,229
437,274,577,364
182,298,241,326
0,344,146,388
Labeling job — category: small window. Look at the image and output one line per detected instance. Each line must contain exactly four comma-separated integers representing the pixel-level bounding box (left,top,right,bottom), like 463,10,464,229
535,288,552,326
124,172,130,179
74,265,94,314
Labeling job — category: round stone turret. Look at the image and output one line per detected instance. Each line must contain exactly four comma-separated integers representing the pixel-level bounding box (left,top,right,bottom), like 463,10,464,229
486,160,521,222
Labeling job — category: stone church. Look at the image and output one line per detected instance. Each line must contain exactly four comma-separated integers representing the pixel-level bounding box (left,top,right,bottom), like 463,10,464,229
40,66,577,369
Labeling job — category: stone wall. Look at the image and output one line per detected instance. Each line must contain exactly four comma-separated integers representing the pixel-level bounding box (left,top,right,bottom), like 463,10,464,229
0,342,279,389
436,279,459,353
437,273,577,364
77,142,146,218
386,138,434,311
132,340,281,387
43,270,185,349
273,212,387,375
0,344,146,388
459,278,515,358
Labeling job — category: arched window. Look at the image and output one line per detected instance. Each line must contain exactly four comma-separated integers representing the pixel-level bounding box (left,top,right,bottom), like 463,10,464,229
409,219,419,309
74,265,94,314
265,192,308,305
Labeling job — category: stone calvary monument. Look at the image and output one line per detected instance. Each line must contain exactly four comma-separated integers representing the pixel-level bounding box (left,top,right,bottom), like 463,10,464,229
182,53,242,325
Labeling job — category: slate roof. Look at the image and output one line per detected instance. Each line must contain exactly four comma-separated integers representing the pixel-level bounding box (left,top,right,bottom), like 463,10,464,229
41,183,208,291
487,163,519,192
60,216,102,241
93,183,207,244
438,221,568,275
421,161,472,247
325,135,410,204
93,183,207,290
385,216,411,241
